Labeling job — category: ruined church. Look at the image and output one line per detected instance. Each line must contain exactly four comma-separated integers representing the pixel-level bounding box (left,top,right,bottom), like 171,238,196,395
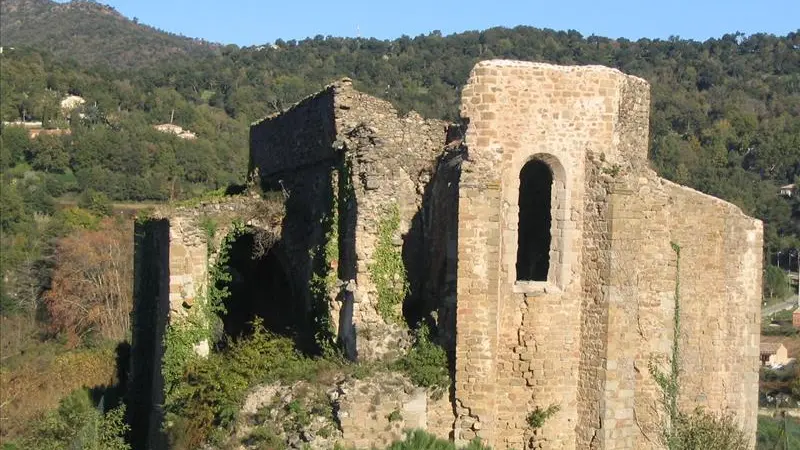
131,61,762,449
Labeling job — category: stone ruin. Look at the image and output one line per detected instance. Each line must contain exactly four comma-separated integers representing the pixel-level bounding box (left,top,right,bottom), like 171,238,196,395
130,61,763,449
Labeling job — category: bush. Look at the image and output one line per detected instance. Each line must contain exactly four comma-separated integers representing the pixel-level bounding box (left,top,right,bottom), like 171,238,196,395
384,430,490,450
526,404,560,430
164,318,313,449
334,429,491,450
43,217,132,346
19,389,130,450
392,324,449,393
669,408,749,450
757,415,800,449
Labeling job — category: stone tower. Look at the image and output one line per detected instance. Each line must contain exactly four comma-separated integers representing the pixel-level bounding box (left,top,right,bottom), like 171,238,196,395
452,61,761,449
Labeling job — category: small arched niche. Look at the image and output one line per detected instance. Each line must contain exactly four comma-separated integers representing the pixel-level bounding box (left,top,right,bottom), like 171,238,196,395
515,154,567,288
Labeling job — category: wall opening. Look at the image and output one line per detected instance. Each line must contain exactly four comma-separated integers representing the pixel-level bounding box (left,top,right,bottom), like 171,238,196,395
216,231,304,347
516,159,554,281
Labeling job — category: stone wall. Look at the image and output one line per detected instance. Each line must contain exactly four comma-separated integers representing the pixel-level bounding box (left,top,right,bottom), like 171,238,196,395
333,373,454,448
453,60,762,449
250,79,452,362
128,195,284,450
129,219,170,450
331,81,450,359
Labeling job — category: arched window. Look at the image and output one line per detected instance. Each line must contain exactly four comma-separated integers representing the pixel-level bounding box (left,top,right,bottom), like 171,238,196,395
516,159,553,281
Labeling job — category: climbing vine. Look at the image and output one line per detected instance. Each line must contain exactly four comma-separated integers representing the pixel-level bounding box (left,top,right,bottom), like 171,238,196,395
162,218,248,404
369,203,409,324
647,242,749,449
649,241,682,448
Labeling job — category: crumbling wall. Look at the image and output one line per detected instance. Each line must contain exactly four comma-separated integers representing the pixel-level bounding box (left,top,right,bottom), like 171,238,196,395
331,80,450,360
332,372,453,448
250,79,452,362
129,195,283,450
251,88,343,355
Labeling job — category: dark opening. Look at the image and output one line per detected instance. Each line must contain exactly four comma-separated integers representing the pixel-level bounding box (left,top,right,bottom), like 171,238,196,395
217,232,302,345
516,159,553,281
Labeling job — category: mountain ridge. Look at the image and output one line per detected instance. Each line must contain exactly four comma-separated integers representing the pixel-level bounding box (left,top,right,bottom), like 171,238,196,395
0,0,220,69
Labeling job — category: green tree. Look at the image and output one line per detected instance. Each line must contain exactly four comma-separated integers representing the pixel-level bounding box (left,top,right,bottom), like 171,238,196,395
765,265,792,301
29,134,69,173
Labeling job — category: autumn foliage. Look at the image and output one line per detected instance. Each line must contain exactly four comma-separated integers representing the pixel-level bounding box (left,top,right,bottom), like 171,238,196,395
44,218,133,346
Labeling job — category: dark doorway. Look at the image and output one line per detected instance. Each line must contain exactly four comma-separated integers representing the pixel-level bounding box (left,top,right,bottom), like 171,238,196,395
516,159,553,281
217,232,301,344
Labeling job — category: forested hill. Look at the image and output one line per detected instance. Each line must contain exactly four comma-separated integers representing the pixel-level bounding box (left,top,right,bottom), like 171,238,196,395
1,16,799,253
0,0,219,69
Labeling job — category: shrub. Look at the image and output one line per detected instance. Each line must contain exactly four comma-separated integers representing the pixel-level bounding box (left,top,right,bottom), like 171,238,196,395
670,408,748,450
22,389,130,450
526,404,560,430
43,217,132,346
392,324,449,393
164,317,313,448
383,429,491,450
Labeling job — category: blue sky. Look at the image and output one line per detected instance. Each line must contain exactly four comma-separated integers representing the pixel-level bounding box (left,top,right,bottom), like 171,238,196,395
62,0,799,46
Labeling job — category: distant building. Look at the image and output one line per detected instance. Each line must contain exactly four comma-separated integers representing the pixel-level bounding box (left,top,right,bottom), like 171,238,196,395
2,121,43,129
28,128,71,139
153,123,197,140
779,184,795,197
760,342,791,367
60,95,86,115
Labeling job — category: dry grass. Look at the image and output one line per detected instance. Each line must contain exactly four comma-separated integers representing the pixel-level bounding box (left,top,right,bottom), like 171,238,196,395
0,342,117,442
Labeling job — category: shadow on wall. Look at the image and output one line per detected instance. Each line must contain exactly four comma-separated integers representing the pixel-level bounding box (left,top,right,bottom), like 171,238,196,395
401,128,465,366
214,232,303,350
259,160,348,358
128,219,170,450
334,156,358,360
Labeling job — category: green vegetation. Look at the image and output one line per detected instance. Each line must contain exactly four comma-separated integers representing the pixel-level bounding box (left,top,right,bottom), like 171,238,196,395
1,3,799,448
650,243,749,450
370,204,409,324
164,318,310,448
161,220,246,403
765,265,792,301
0,0,217,69
762,307,799,336
758,414,800,449
335,430,492,450
526,404,561,431
392,323,450,394
6,389,130,450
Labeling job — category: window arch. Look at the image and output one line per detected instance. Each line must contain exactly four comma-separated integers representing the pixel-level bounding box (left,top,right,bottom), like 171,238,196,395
516,159,554,281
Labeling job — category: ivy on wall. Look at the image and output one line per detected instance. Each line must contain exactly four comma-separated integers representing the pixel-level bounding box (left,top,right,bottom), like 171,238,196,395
161,218,247,405
369,204,409,325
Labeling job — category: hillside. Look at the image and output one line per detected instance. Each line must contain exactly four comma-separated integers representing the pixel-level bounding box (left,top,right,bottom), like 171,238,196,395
0,0,219,69
2,5,800,448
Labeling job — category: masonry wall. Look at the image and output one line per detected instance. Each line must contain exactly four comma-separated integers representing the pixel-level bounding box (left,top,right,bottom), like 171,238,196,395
251,79,452,362
662,182,761,446
454,60,762,449
331,81,450,359
251,90,344,353
129,196,284,450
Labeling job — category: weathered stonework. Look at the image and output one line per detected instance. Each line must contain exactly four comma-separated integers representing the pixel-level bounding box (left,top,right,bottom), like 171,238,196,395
129,193,283,450
250,79,453,361
453,60,761,449
133,60,762,449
